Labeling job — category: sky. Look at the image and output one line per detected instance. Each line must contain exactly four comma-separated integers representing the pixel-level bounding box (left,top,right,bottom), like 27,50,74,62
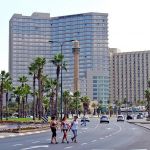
1,0,150,71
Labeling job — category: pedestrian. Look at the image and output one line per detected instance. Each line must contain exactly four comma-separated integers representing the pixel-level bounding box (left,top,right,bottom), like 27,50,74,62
81,115,86,126
50,116,58,144
70,115,78,143
61,116,70,143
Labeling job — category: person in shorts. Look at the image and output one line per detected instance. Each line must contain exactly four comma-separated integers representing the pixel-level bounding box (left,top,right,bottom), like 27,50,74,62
61,116,70,143
70,116,78,143
50,116,58,144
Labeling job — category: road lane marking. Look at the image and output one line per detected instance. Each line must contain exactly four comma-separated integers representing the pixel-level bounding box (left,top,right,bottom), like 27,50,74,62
13,144,23,146
31,141,40,144
99,137,104,140
91,140,97,142
94,124,99,129
107,128,111,130
0,136,4,138
64,146,73,149
21,145,49,150
81,143,87,145
9,134,15,137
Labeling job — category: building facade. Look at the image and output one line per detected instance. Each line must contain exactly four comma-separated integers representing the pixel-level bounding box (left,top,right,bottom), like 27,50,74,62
110,49,150,104
9,12,109,103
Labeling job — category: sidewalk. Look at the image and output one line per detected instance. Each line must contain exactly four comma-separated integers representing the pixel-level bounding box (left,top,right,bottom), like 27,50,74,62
127,118,150,130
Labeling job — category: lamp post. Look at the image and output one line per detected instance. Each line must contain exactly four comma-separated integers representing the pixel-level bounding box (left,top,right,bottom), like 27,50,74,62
49,40,75,119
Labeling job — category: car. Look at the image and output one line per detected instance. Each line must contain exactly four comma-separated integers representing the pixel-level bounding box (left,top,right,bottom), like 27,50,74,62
137,114,144,119
126,115,133,120
117,115,125,122
26,115,33,118
100,115,109,123
81,116,90,122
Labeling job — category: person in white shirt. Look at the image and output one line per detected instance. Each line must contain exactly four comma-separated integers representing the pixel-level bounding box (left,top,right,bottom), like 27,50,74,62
70,116,78,143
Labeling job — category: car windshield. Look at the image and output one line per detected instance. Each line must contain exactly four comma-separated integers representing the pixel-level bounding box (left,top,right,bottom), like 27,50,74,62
118,116,123,119
101,116,107,119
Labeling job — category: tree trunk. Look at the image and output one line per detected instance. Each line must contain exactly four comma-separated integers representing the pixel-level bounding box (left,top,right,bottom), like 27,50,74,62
22,98,25,118
38,70,42,120
0,81,4,121
6,92,8,120
55,66,60,117
33,76,36,120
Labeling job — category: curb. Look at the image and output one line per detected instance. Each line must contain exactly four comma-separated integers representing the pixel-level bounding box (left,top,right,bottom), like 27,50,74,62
128,122,150,130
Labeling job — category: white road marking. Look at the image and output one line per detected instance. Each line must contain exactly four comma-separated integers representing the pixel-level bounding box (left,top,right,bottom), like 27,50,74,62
9,134,15,137
0,136,4,138
111,123,122,135
81,143,87,145
91,140,97,142
19,133,25,136
132,128,137,130
94,124,99,129
64,146,73,149
99,137,104,140
31,141,40,144
107,128,111,130
21,145,49,150
131,149,147,150
13,144,23,146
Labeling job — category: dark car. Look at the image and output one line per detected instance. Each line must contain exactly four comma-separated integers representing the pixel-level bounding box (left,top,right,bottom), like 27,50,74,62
126,115,133,120
100,115,109,123
137,114,144,119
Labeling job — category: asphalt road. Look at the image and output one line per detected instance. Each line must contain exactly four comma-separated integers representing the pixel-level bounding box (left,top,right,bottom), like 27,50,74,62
0,118,150,150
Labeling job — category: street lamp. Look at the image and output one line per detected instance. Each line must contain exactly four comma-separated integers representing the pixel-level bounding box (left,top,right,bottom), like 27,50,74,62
48,40,75,119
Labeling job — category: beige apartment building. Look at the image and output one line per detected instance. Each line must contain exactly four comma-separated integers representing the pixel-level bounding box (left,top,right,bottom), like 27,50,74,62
110,48,150,104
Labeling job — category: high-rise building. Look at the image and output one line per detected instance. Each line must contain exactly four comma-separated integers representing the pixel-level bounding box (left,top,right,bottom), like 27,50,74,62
110,49,150,104
9,12,109,103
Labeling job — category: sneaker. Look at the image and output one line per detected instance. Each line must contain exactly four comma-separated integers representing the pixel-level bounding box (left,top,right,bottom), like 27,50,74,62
55,142,58,144
67,141,69,144
74,140,77,143
71,137,73,142
62,141,65,143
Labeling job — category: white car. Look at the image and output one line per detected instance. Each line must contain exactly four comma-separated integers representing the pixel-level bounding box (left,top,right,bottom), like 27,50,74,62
100,115,109,123
117,115,125,122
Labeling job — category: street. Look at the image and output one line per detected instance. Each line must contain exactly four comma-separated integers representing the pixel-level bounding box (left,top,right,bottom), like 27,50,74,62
0,118,150,150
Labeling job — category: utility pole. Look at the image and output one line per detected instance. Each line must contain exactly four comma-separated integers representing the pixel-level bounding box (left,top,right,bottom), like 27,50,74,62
72,40,80,92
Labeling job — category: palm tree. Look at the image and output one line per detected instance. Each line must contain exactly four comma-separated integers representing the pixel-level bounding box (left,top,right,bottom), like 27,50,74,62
29,62,38,120
13,86,22,117
18,76,28,117
50,53,67,116
114,100,122,115
44,78,57,117
91,102,97,115
34,57,46,119
145,89,150,119
73,91,81,115
3,76,13,120
81,96,90,115
145,80,150,120
63,90,72,116
0,71,10,120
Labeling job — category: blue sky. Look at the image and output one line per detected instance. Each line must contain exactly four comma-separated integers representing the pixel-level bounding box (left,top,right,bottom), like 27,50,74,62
1,0,150,71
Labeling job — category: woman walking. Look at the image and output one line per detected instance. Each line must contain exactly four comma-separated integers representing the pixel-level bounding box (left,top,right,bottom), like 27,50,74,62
70,116,78,143
50,116,58,144
61,116,70,143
